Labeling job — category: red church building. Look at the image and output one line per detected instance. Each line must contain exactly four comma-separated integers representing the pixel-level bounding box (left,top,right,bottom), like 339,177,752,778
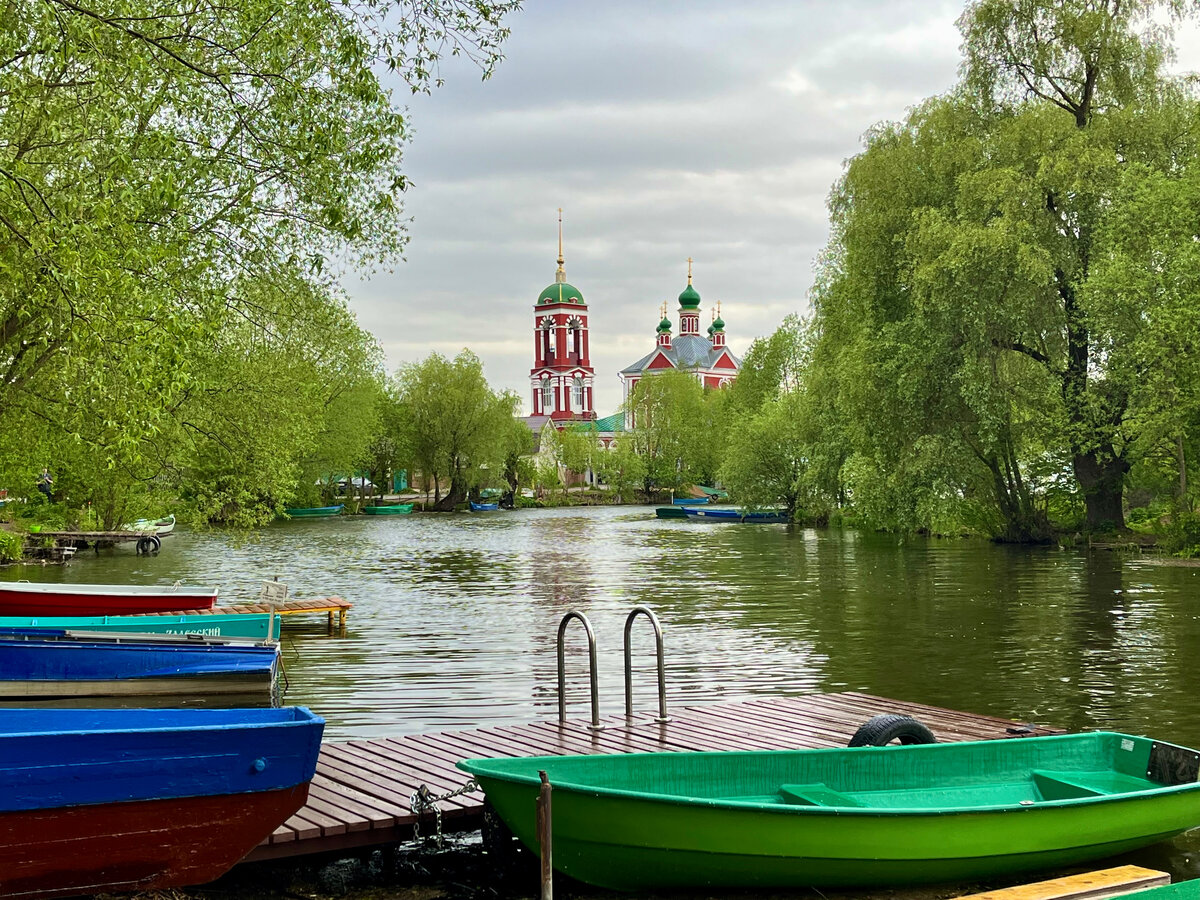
619,260,740,427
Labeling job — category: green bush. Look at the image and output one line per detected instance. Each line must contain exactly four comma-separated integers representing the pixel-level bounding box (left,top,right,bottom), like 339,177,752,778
1162,511,1200,558
0,529,23,562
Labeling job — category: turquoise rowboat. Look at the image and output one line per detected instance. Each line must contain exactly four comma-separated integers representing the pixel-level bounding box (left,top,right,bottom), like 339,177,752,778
283,505,343,518
362,503,413,515
460,732,1200,890
0,613,281,640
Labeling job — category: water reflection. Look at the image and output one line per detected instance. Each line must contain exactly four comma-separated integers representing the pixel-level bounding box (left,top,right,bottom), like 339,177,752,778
4,507,1200,750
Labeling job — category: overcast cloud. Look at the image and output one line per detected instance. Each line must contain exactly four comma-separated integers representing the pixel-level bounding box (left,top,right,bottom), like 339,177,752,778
348,1,1200,416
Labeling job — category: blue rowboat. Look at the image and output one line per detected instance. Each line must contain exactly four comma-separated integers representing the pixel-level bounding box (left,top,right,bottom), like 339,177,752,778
0,612,280,640
0,628,281,707
672,497,709,505
0,706,322,897
469,501,499,511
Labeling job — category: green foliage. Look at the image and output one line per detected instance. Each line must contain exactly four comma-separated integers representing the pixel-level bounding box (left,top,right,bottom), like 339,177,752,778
0,529,22,563
797,0,1200,539
0,1,516,528
625,370,713,494
1162,511,1200,557
394,350,518,510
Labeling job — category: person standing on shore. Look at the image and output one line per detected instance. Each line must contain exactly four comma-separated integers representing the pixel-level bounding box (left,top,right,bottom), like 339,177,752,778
36,467,53,501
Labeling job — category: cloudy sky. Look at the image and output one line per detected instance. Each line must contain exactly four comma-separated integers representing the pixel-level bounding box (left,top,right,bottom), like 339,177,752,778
348,1,1200,416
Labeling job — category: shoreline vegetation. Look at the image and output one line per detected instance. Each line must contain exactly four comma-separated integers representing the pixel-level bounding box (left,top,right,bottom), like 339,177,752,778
4,1,1200,560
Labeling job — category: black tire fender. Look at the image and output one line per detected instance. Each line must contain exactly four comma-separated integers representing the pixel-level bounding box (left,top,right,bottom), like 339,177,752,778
136,537,151,555
847,713,937,747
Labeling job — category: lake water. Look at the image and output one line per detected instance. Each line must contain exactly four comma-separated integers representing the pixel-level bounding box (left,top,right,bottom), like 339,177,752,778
7,505,1200,747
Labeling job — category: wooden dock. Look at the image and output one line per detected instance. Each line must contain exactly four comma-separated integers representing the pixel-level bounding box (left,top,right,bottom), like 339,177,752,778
135,597,353,630
245,691,1060,863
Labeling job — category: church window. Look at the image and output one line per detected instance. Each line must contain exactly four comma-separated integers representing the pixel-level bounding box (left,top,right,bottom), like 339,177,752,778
540,378,552,411
572,377,583,409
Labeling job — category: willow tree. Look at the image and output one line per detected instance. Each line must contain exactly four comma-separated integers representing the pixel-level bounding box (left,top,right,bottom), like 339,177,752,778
815,0,1200,535
394,350,517,510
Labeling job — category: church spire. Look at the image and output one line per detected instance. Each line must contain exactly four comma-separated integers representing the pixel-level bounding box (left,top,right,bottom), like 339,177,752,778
555,207,566,284
687,256,693,285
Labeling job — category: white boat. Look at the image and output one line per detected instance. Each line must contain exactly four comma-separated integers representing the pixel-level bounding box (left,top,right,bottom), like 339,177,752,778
125,514,175,535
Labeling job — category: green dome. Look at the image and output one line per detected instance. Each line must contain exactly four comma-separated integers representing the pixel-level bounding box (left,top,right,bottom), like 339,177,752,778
656,317,671,333
539,282,584,305
713,316,725,331
706,323,714,335
678,283,701,309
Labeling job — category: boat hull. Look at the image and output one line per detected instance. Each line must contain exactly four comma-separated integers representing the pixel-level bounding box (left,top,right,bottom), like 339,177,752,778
0,631,280,707
362,504,413,515
468,501,498,511
0,582,217,616
0,783,309,899
0,706,322,899
0,612,279,640
477,785,1196,889
461,734,1200,890
655,507,689,519
283,505,343,518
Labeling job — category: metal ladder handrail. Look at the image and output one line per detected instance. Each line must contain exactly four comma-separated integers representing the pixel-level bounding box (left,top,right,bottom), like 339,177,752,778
624,606,669,722
557,610,603,731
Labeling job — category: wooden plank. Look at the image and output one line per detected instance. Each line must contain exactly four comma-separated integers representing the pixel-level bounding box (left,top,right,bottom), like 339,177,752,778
956,866,1170,900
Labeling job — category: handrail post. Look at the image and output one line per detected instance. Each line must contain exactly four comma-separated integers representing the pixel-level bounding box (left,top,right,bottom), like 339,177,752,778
557,611,603,730
624,606,669,723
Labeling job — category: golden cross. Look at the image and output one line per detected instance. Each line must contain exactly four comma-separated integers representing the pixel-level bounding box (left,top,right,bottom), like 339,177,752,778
686,257,693,284
659,301,667,320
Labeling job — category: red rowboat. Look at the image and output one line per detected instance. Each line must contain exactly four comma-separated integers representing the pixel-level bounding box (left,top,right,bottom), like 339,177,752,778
0,582,217,616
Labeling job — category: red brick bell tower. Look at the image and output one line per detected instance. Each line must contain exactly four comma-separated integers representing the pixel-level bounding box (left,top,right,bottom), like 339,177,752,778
529,210,596,422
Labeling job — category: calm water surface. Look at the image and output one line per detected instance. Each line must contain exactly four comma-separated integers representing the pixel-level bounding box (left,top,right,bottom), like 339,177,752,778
7,506,1200,749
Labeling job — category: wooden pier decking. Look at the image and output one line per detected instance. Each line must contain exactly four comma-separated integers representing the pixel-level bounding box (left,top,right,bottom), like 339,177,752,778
244,691,1060,863
135,596,352,630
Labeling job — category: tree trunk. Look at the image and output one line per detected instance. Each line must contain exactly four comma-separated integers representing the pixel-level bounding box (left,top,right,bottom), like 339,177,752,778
1178,434,1189,508
1074,448,1129,530
435,474,466,511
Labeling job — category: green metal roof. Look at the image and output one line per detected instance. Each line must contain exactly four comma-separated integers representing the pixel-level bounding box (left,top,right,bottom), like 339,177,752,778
712,316,725,330
538,282,584,305
593,412,625,433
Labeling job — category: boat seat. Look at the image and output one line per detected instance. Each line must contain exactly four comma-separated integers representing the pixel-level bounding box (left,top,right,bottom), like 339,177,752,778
778,783,863,807
1032,770,1151,801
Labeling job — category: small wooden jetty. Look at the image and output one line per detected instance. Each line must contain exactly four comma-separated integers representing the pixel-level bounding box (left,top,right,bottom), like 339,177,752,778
24,529,154,561
245,691,1060,863
137,596,352,631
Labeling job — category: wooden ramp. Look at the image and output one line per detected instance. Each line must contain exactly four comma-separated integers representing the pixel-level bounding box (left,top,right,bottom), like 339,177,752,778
245,691,1060,863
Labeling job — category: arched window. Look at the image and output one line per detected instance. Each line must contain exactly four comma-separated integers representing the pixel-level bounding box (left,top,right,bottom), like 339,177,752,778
540,316,556,360
566,316,583,361
541,378,552,412
572,377,583,409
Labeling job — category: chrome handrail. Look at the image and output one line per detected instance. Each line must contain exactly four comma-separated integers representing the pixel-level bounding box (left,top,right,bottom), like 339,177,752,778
557,610,603,731
624,606,669,722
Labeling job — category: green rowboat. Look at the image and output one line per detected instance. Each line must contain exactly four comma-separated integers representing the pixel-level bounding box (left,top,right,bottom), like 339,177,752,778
459,732,1200,890
0,613,281,640
654,507,689,519
283,504,343,518
362,503,414,515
